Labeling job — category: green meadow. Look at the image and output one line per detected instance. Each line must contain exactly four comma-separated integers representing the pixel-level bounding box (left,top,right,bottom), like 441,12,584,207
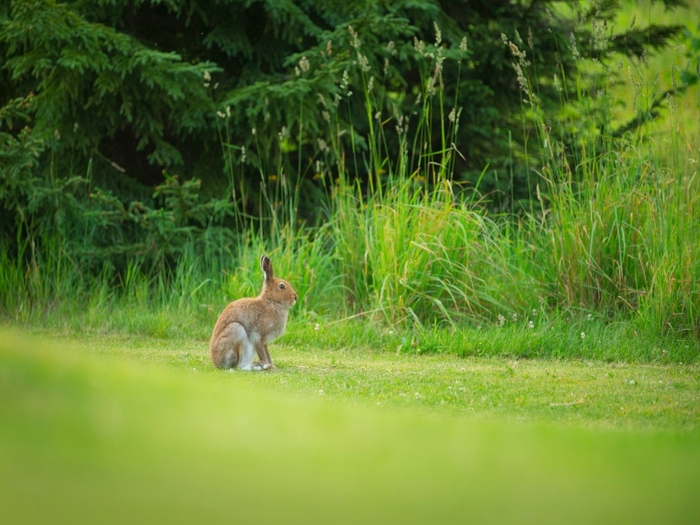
1,331,699,525
2,0,700,523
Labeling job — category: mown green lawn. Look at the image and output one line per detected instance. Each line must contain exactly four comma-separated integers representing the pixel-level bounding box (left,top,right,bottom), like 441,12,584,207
71,329,700,431
1,329,699,524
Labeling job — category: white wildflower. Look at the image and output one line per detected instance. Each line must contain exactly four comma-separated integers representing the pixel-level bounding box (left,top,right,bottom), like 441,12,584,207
434,21,442,46
448,107,456,123
413,37,425,56
460,36,468,52
553,74,562,93
508,41,529,65
348,25,360,48
570,33,580,61
512,62,530,95
426,76,436,96
357,53,370,72
514,29,523,46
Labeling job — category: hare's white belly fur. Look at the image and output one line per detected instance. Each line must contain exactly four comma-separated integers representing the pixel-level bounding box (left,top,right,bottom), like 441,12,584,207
220,322,261,370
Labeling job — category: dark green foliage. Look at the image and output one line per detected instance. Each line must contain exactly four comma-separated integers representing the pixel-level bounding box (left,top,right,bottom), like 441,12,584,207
0,93,234,281
87,174,235,273
1,1,686,201
680,21,700,85
1,0,218,170
0,95,46,203
0,0,691,314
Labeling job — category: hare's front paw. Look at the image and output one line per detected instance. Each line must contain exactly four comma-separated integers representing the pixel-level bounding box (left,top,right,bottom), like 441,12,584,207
251,361,274,371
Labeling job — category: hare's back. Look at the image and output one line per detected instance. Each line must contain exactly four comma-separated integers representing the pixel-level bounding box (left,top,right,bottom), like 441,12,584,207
211,297,261,340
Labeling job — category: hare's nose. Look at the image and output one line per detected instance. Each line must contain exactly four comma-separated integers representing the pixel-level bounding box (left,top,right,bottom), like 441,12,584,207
294,293,298,301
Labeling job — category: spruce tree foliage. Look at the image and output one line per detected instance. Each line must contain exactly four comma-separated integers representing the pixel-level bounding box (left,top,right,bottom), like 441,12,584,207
2,0,218,171
0,0,689,274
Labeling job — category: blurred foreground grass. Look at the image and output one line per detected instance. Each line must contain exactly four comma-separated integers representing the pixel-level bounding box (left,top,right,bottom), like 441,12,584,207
72,326,700,431
1,330,699,525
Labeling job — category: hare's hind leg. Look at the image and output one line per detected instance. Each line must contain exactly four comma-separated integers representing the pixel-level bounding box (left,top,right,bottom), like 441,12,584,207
210,322,248,369
238,333,272,371
235,328,262,371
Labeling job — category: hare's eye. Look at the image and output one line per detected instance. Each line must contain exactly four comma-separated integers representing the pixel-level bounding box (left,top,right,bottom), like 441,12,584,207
278,283,286,290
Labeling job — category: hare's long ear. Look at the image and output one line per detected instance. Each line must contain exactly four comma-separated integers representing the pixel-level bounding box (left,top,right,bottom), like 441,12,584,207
260,255,274,281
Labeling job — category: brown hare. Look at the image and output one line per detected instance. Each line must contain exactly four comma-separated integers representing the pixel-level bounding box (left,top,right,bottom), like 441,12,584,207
210,255,297,370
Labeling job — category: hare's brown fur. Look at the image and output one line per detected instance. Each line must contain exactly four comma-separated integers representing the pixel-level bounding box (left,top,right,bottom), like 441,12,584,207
209,255,297,370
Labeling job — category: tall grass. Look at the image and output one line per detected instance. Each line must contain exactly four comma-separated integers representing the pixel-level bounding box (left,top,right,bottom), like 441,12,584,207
517,2,700,335
537,138,700,333
331,174,540,327
1,5,699,355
